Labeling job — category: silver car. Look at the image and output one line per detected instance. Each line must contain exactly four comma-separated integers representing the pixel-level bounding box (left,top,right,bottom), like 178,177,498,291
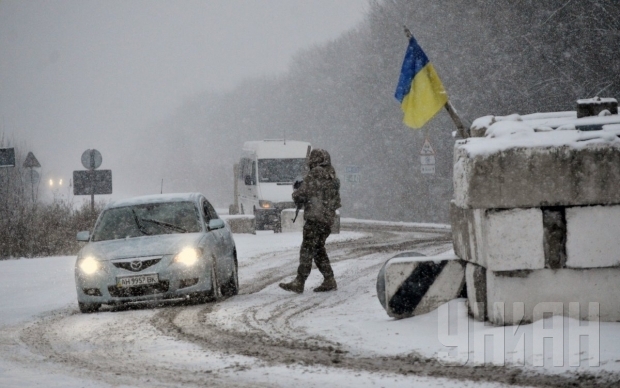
75,193,238,313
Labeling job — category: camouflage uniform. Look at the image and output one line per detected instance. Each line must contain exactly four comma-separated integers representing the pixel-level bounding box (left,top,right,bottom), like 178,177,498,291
280,149,341,293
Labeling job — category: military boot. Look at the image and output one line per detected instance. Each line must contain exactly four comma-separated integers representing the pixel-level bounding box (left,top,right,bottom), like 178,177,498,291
279,277,305,294
313,277,337,292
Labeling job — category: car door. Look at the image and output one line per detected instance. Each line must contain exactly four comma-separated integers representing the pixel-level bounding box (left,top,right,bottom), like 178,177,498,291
202,199,230,284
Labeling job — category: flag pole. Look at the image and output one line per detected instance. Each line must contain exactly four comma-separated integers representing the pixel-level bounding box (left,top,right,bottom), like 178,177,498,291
403,26,469,139
444,101,469,139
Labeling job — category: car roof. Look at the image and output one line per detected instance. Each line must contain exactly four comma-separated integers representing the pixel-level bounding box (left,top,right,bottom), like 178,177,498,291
106,193,204,210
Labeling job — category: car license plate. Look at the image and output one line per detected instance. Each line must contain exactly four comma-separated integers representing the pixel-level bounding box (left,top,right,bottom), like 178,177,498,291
117,273,159,288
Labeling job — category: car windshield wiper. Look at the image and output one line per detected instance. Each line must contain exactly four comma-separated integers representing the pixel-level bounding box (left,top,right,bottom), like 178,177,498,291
140,218,188,233
131,209,152,236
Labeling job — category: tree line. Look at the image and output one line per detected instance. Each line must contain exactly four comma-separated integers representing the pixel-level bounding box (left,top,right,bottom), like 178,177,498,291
135,0,618,223
0,133,102,259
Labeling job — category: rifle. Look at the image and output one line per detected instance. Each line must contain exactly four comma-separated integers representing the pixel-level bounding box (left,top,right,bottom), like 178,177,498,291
292,145,312,223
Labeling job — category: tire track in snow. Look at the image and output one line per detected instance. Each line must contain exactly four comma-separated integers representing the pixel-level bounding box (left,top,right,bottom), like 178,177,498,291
7,223,617,387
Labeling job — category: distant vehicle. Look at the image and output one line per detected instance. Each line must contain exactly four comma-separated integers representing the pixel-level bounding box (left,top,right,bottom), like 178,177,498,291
231,139,311,232
74,193,238,313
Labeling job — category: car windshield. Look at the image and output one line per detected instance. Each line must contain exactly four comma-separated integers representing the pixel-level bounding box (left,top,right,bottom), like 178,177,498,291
91,201,201,242
257,158,306,183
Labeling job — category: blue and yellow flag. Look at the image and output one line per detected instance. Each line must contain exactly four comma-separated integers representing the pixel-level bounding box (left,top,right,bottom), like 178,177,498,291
395,35,447,129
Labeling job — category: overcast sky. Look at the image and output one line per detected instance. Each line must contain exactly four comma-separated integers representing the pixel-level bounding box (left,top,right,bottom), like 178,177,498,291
0,0,367,200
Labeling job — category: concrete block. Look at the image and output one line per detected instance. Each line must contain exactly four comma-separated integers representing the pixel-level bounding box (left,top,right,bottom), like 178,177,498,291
465,263,487,321
542,207,567,269
280,209,340,234
450,201,472,262
450,204,545,271
453,141,620,209
221,215,255,234
376,252,465,319
566,205,620,268
281,209,304,233
486,268,620,325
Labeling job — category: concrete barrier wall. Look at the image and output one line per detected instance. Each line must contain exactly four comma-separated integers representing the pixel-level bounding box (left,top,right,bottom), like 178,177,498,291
280,209,340,234
451,202,545,271
453,143,620,209
453,112,620,325
377,252,465,319
281,209,304,233
221,215,255,234
485,267,620,325
566,205,620,268
466,262,620,325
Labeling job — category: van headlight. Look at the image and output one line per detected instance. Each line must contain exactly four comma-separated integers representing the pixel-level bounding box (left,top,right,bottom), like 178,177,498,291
173,247,201,266
78,256,101,275
259,200,274,209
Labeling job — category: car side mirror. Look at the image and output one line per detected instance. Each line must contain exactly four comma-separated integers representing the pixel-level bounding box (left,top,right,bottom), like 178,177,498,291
244,175,252,185
76,231,90,242
208,219,225,231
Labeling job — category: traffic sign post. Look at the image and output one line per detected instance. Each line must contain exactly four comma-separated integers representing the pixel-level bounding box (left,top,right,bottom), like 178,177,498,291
0,148,16,168
420,138,437,221
23,152,41,203
419,139,435,175
74,149,112,211
344,165,361,184
81,149,102,170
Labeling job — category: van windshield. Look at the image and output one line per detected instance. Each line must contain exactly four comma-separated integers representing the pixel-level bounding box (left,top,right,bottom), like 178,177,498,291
258,158,306,183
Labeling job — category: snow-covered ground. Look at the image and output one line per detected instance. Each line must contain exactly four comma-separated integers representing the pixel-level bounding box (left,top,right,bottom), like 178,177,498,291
0,223,618,387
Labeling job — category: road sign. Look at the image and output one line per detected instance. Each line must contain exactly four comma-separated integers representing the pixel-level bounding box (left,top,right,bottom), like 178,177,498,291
23,169,40,185
420,139,435,155
73,170,113,195
23,152,41,168
421,165,435,174
420,155,435,165
81,149,102,170
344,165,361,184
420,139,435,174
0,148,15,168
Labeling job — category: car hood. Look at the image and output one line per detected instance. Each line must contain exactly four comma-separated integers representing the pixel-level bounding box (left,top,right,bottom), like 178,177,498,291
80,233,205,261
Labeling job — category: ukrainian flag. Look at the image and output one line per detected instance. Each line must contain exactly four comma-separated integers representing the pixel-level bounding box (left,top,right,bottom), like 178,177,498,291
395,35,447,129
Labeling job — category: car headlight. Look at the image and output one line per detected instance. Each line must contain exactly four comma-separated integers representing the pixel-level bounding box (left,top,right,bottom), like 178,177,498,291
259,200,274,209
173,247,201,266
78,256,101,275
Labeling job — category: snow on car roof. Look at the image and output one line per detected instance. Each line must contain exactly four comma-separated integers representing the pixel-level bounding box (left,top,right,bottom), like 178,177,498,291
107,193,203,209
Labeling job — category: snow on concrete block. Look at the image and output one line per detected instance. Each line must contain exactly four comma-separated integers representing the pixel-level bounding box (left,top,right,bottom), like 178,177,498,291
566,205,620,268
465,263,487,321
221,215,255,234
280,209,304,233
453,131,620,209
486,268,620,325
376,252,465,319
280,209,340,234
450,204,545,271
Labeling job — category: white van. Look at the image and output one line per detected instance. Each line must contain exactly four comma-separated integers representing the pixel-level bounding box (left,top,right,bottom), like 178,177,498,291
232,140,311,232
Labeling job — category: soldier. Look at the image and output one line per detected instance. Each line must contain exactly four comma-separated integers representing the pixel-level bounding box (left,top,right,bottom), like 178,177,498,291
279,149,341,293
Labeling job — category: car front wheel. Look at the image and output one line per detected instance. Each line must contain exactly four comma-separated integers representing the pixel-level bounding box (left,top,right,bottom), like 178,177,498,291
221,257,239,297
78,302,101,314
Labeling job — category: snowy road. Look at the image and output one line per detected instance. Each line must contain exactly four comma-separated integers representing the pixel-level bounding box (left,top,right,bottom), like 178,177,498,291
0,221,617,387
